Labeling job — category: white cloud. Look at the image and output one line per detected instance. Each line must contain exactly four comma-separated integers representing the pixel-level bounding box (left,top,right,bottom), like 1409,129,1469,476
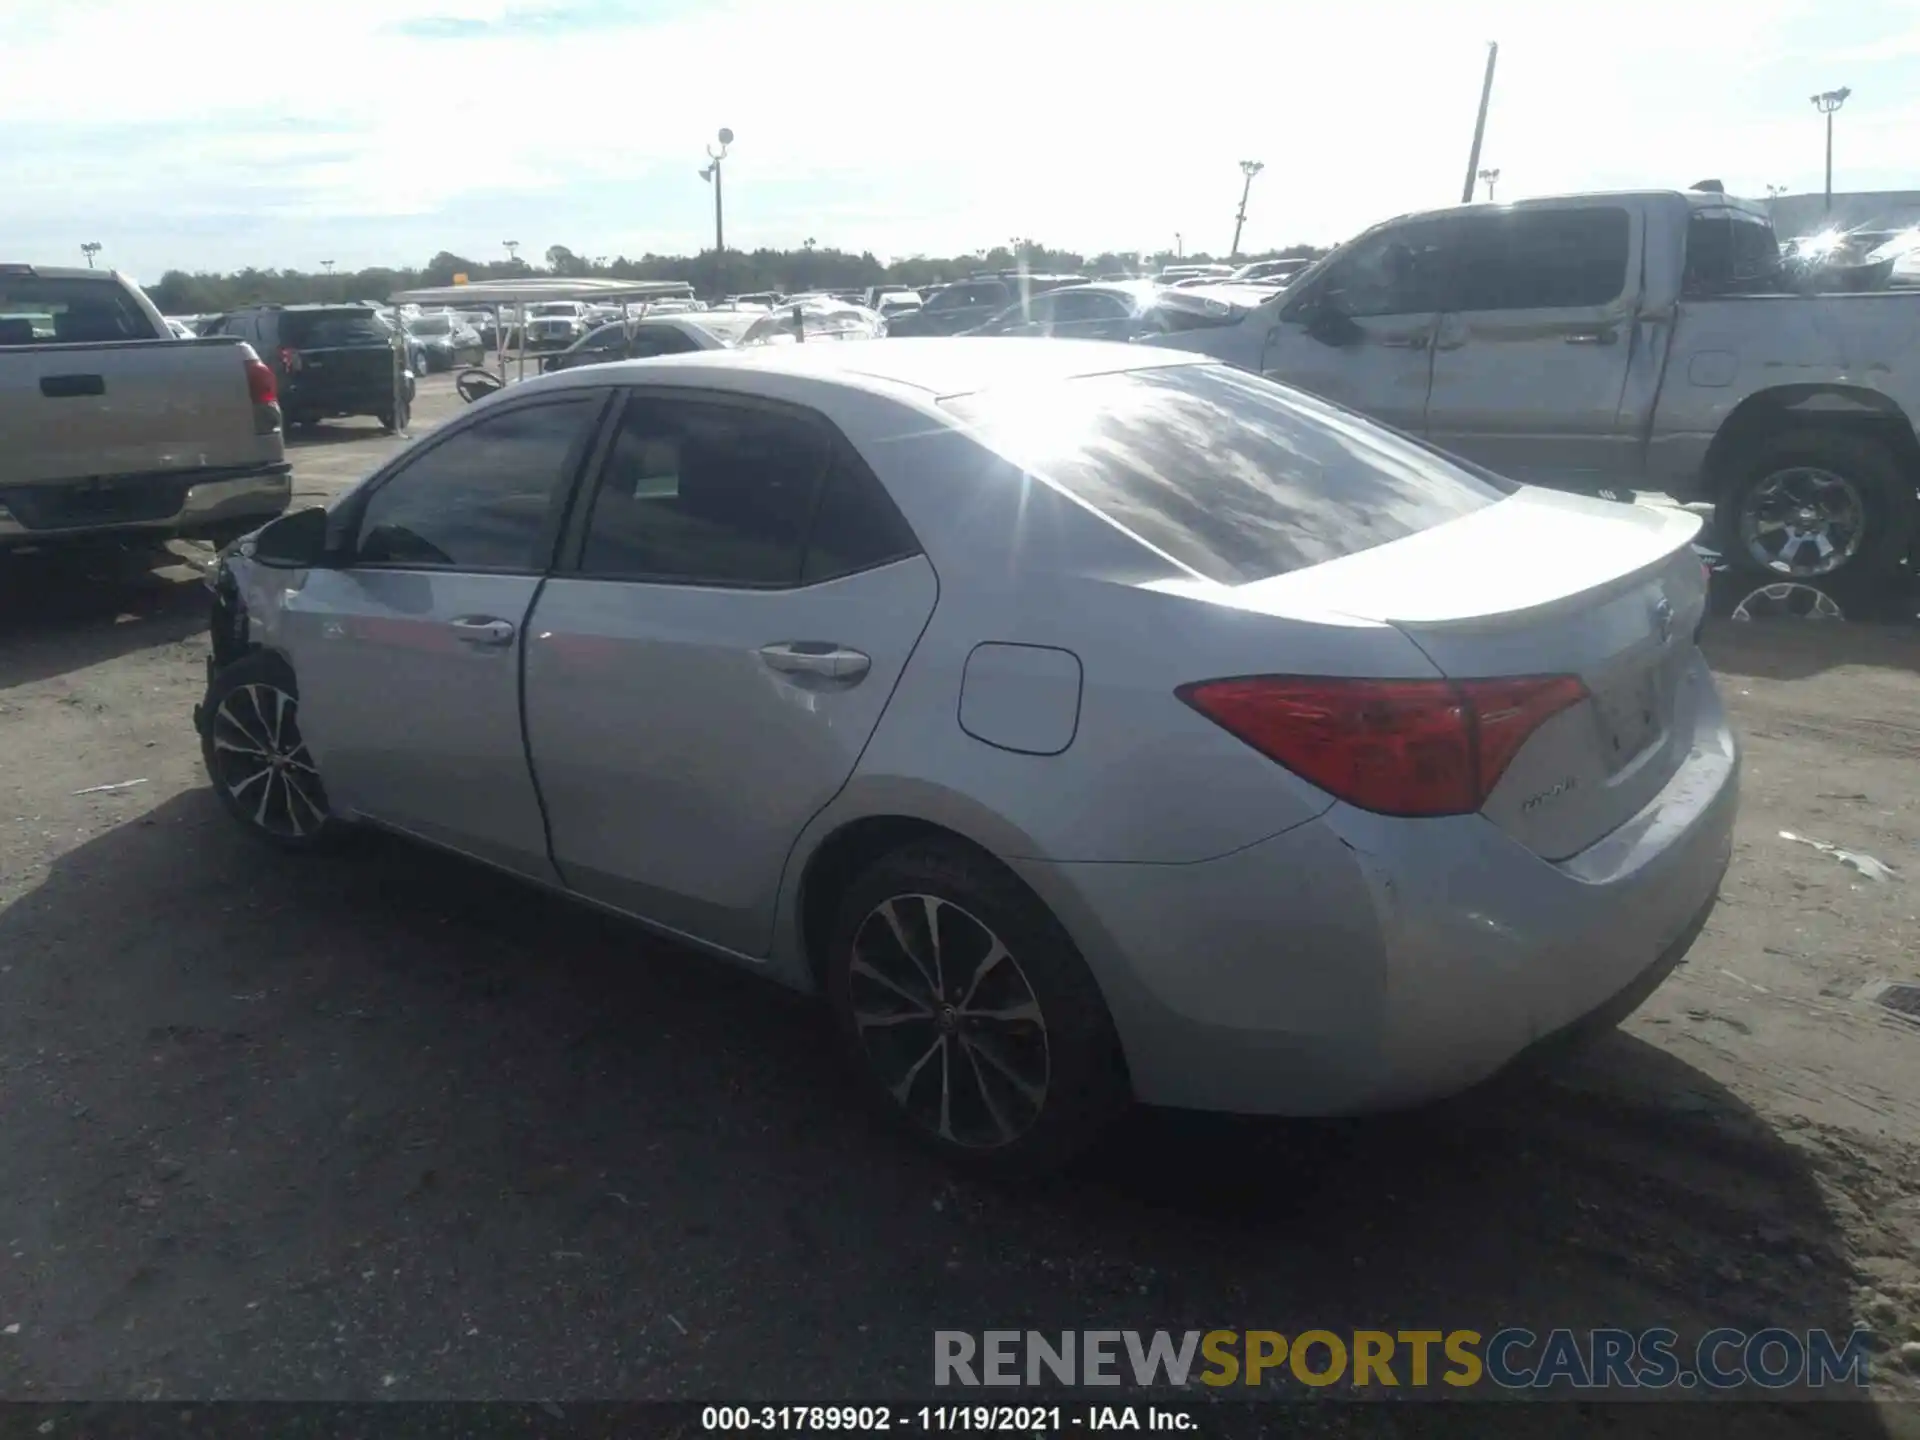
3,0,1917,273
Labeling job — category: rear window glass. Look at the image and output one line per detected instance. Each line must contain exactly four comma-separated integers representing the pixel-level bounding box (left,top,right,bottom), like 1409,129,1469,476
0,276,156,345
281,310,389,348
942,364,1513,585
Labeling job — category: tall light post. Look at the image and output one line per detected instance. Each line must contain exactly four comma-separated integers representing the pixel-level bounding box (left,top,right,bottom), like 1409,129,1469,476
321,260,335,275
1174,232,1183,258
80,242,101,269
503,239,520,266
699,126,734,297
1810,87,1851,214
1477,167,1501,201
1461,41,1499,204
1229,160,1265,260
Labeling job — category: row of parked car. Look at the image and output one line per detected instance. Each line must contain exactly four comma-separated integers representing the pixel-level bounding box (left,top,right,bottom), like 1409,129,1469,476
535,191,1920,593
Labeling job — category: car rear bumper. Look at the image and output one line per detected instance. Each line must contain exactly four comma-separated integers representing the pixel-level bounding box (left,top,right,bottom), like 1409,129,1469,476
1013,663,1740,1116
0,463,293,546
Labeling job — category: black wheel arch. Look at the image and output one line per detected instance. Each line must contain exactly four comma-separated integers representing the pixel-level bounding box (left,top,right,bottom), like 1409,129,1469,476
1704,384,1920,501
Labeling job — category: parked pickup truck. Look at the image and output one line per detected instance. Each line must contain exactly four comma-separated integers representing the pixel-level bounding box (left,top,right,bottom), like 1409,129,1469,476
0,263,290,550
1143,189,1920,584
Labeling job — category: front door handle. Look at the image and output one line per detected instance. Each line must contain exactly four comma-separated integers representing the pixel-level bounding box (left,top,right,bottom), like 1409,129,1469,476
1379,334,1430,349
449,616,516,646
1565,328,1618,345
758,642,871,681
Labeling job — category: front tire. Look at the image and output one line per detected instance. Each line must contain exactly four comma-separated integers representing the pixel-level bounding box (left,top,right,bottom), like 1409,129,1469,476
1716,429,1917,584
200,651,344,852
824,841,1128,1173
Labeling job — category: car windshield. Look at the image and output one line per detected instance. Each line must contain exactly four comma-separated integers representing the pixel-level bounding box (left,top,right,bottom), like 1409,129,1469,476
280,309,389,347
410,315,454,335
942,363,1513,584
530,304,577,316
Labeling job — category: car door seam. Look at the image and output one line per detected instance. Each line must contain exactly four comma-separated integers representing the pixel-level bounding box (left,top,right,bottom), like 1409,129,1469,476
520,389,620,889
766,554,944,955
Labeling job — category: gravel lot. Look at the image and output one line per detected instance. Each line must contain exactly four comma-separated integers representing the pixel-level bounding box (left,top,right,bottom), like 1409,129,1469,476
2,374,1919,1432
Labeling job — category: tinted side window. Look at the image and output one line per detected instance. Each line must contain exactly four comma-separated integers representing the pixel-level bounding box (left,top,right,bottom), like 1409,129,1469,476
1316,219,1463,317
578,398,829,585
626,326,697,358
1051,290,1128,322
355,399,598,570
1455,208,1631,310
801,447,920,584
1686,210,1782,295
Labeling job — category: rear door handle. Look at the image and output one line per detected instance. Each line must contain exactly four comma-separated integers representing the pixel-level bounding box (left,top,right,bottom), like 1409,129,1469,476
1379,334,1430,349
40,374,105,398
1565,329,1618,345
449,616,516,646
757,642,871,681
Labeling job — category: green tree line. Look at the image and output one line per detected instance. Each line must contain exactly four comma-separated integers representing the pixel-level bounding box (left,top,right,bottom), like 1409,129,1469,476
145,239,1328,314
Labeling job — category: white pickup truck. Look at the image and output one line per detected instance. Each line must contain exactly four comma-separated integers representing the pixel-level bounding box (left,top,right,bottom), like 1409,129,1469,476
1145,189,1920,584
0,263,290,550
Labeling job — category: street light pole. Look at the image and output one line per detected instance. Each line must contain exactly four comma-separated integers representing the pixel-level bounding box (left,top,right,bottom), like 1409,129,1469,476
503,240,520,266
80,242,101,269
1229,160,1265,260
1810,88,1850,214
1461,41,1499,204
1477,167,1501,201
700,127,734,299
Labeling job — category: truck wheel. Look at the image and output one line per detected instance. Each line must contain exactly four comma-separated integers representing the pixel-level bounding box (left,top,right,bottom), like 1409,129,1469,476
1717,430,1917,583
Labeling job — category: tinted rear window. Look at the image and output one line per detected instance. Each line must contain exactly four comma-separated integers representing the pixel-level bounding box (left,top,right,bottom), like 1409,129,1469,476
0,275,157,344
281,310,389,348
942,365,1512,585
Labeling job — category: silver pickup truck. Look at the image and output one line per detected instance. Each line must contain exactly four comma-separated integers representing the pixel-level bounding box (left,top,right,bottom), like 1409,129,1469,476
1145,190,1920,584
0,263,290,550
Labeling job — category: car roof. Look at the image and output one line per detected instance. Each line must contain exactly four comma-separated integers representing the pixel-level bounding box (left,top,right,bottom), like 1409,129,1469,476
521,336,1211,402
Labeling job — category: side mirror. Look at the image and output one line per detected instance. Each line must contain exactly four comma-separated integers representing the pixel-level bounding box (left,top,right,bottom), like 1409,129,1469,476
246,506,330,569
1301,291,1363,347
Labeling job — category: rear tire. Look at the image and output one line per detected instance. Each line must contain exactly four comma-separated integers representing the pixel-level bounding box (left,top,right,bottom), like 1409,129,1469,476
378,395,409,433
824,840,1129,1174
1715,429,1916,584
200,651,346,853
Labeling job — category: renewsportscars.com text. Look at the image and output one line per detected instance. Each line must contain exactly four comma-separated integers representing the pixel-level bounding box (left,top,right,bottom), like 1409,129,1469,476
934,1328,1874,1391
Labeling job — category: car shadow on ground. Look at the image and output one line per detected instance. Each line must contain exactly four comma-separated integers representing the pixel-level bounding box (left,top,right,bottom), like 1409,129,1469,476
0,793,1890,1429
0,543,210,691
1702,616,1920,682
284,422,393,448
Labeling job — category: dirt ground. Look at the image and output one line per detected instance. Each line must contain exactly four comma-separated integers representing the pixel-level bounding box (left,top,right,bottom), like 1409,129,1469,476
2,376,1919,1432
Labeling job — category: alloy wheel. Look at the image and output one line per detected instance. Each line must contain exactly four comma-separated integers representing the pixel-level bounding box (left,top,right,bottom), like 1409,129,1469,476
847,894,1050,1149
208,682,329,838
1737,466,1866,578
1731,581,1846,622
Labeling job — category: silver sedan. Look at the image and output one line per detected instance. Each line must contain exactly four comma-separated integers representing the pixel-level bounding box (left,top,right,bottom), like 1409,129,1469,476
195,340,1738,1171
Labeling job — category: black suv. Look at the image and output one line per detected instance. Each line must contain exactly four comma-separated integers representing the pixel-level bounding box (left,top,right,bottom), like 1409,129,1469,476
204,305,408,431
884,273,1089,337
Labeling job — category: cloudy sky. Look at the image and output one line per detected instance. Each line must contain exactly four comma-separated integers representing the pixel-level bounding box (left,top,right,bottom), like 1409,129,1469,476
4,0,1918,279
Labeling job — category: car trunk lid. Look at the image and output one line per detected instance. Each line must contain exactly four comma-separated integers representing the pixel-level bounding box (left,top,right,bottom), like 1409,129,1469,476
1226,489,1709,859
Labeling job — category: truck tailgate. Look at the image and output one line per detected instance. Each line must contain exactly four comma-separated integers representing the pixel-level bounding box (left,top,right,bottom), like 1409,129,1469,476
0,338,266,486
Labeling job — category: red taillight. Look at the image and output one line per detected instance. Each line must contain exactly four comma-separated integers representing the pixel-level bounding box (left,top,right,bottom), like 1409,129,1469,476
244,355,277,406
1176,674,1589,818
